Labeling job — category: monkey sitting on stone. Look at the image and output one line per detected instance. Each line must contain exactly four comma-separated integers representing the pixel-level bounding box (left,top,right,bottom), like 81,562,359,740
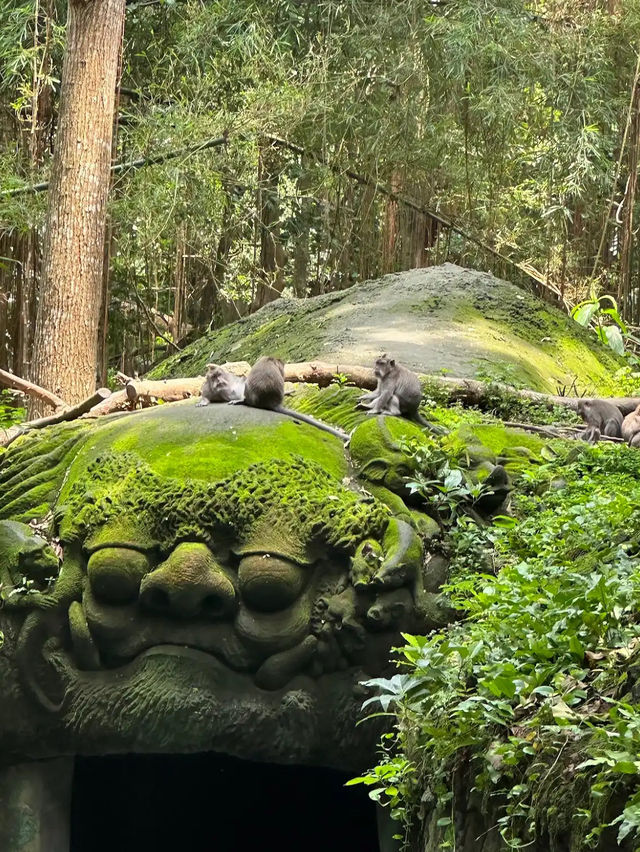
197,364,245,406
577,398,623,443
358,355,444,432
622,403,640,448
234,356,349,441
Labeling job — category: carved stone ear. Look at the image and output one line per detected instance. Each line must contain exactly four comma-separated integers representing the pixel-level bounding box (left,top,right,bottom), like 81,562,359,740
389,359,396,367
206,363,217,370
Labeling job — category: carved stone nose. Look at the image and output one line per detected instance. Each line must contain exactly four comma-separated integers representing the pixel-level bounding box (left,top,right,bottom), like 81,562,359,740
139,543,236,620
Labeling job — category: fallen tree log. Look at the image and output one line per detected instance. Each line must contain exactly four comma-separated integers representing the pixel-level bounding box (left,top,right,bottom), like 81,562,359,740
2,359,635,435
86,361,640,419
88,377,204,415
435,377,639,415
0,368,69,412
284,362,640,415
86,362,375,416
1,389,111,447
284,361,377,390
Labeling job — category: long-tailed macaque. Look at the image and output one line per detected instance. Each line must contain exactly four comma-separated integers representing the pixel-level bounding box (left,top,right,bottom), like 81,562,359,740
197,364,245,405
622,403,640,448
358,355,444,432
237,356,349,441
577,398,623,442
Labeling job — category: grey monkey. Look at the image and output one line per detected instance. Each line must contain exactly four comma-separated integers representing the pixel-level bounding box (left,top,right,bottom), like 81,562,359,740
622,402,640,448
577,398,622,442
197,364,245,406
236,356,349,441
358,355,443,431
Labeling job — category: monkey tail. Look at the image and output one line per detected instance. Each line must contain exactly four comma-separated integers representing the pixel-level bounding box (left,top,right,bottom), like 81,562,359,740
275,406,349,442
412,412,449,436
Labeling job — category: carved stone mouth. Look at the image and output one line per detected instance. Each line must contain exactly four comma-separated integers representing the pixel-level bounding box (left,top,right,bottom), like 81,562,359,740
25,597,316,699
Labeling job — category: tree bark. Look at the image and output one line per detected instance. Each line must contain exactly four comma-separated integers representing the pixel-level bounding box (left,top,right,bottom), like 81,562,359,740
29,0,126,417
618,77,640,322
253,142,286,309
0,367,68,411
381,171,401,273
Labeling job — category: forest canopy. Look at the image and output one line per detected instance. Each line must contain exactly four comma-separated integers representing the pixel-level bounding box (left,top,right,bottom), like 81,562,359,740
1,0,640,381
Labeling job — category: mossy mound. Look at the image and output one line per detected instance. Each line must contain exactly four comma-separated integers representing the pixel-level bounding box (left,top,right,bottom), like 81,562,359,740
149,264,622,394
61,398,348,487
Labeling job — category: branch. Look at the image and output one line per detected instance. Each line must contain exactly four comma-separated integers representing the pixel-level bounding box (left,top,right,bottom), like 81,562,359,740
89,377,204,415
133,292,182,352
502,420,623,444
284,361,377,389
1,388,111,447
1,134,228,198
0,368,68,412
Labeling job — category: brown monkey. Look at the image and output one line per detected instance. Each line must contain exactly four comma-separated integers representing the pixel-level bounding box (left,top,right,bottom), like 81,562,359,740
197,364,245,406
577,398,623,442
622,403,640,448
358,355,444,432
237,356,349,441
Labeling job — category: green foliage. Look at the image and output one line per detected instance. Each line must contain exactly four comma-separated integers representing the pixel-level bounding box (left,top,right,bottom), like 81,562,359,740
572,295,627,357
0,390,25,430
611,365,640,397
331,372,350,387
3,0,640,371
400,436,492,526
351,439,640,848
467,380,581,426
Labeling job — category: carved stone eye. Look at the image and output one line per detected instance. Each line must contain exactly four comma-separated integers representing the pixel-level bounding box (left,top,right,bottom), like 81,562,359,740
238,555,305,612
87,548,151,604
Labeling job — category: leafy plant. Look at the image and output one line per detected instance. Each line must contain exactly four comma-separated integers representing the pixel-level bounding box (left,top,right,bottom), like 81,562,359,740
351,436,640,849
0,389,25,430
571,294,629,357
332,372,350,387
401,436,510,527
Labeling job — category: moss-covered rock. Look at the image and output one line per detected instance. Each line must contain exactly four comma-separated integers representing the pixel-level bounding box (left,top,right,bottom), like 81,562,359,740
0,397,474,770
149,264,623,394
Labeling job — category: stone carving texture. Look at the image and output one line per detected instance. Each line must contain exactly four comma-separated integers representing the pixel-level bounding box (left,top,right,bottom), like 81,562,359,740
0,396,506,770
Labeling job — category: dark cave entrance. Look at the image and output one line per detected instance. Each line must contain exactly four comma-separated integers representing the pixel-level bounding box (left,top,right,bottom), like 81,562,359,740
71,752,380,852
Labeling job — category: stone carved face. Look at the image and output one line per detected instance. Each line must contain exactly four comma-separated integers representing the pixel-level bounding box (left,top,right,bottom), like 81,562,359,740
0,400,453,770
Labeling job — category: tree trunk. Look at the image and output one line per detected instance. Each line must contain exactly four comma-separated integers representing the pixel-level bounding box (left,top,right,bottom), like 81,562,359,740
381,171,401,274
293,166,312,298
254,142,285,309
29,0,126,415
357,182,377,281
173,222,187,343
199,180,234,327
618,77,640,323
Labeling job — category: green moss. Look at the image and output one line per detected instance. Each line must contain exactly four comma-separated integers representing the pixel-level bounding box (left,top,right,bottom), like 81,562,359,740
148,295,340,380
0,422,91,522
58,450,389,560
149,268,623,396
444,423,546,460
452,309,622,393
349,417,428,496
363,483,440,539
58,400,347,491
286,384,366,432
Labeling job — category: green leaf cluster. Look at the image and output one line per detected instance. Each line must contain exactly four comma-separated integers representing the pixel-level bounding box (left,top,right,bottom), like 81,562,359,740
352,434,640,850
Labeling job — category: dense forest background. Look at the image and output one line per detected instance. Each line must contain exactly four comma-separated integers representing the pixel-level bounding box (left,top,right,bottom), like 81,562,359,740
1,0,640,381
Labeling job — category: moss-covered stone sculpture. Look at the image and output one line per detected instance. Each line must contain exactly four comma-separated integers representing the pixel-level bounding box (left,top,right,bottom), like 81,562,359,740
0,398,512,774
